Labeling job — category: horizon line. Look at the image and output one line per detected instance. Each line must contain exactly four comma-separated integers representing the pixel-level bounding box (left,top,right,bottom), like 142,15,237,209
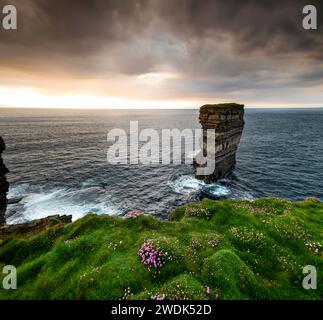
1,105,323,110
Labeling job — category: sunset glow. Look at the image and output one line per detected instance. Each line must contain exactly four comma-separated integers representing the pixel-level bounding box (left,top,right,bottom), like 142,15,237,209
0,86,195,109
0,1,322,109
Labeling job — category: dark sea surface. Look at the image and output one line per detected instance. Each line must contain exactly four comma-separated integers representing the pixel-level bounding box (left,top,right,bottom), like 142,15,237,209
0,108,322,223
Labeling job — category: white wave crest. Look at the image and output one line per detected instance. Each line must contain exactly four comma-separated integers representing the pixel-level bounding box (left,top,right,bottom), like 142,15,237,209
7,183,121,224
168,175,231,196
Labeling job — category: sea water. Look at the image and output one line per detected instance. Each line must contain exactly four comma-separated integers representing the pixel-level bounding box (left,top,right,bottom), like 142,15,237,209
0,108,322,223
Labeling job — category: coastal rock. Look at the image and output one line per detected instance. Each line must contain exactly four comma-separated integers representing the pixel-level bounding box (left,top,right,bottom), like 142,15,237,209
0,214,72,236
195,103,244,182
0,136,9,226
7,196,23,205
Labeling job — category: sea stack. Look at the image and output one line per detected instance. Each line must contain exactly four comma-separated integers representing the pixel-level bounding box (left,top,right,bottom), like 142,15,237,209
0,137,9,226
195,103,244,183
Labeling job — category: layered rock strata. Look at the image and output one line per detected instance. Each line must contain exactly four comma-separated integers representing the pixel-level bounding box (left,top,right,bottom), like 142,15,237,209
195,103,244,182
0,136,9,226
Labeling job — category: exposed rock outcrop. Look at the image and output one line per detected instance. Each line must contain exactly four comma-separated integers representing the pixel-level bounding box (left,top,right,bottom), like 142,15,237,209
0,136,9,226
0,214,72,237
195,103,244,182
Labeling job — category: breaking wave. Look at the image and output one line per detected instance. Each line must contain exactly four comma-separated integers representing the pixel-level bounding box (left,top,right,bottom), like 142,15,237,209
7,183,121,224
167,175,231,197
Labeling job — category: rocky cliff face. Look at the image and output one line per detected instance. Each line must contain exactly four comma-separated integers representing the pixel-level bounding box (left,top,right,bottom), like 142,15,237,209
195,103,244,183
0,136,9,225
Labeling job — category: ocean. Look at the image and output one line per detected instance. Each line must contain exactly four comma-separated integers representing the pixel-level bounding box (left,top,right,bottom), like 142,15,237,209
0,108,322,223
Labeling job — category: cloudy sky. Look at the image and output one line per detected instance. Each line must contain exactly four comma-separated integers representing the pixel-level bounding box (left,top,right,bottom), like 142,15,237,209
0,0,322,108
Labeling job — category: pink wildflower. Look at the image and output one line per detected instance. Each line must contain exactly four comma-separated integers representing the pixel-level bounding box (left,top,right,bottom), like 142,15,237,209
138,239,165,272
124,210,144,219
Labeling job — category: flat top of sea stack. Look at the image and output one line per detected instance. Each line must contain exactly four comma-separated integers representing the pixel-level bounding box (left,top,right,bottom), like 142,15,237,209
200,103,244,113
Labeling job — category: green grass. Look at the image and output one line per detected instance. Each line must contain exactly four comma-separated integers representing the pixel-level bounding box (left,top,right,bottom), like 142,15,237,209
200,103,244,112
0,197,322,300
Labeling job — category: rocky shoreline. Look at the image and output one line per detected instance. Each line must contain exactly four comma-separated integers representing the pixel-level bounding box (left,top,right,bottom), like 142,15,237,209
0,136,72,235
0,214,72,236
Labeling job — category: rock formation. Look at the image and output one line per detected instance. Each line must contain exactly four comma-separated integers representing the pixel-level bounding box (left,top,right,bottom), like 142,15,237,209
0,214,72,236
195,103,244,182
0,136,9,226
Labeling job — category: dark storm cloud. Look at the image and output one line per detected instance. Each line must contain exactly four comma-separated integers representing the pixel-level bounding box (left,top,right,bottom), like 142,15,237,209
0,0,323,99
0,0,153,74
157,0,323,52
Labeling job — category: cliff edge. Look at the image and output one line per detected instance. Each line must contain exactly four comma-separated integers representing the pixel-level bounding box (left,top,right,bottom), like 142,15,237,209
0,136,9,226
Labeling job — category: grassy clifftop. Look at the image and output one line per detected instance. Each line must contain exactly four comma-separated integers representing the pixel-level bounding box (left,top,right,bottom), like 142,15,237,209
200,103,244,112
0,198,322,300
